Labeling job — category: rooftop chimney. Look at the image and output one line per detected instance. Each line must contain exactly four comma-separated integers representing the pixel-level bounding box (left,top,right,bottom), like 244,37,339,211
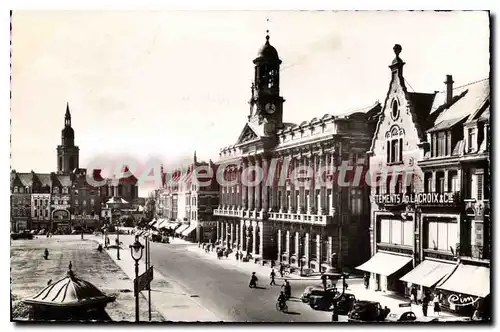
445,75,454,105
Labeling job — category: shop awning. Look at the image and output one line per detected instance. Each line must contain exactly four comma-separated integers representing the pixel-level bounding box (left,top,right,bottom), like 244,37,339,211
175,224,189,234
437,263,490,298
169,223,181,230
156,219,168,229
182,225,197,236
356,252,412,276
400,260,456,288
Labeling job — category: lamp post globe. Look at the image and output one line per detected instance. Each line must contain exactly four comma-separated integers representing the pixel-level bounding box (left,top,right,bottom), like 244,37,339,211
130,236,144,262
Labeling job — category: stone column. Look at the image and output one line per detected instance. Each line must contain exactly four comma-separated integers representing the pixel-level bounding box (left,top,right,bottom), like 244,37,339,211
316,234,321,271
319,153,327,214
235,223,239,249
248,159,254,210
252,221,257,255
330,151,338,215
216,221,220,241
304,232,310,268
294,232,299,259
255,158,262,211
230,223,235,249
308,155,316,214
299,157,306,214
328,236,333,265
276,229,281,262
259,221,264,256
262,157,269,212
288,156,296,214
242,160,248,210
285,231,291,263
240,220,245,251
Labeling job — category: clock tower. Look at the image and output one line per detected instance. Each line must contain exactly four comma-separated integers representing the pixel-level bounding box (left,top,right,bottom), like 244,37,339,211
248,31,285,134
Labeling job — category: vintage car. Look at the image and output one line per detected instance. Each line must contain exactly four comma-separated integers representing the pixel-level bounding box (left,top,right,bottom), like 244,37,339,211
385,311,417,322
301,286,323,303
151,232,162,242
11,232,34,240
347,301,391,322
309,289,356,314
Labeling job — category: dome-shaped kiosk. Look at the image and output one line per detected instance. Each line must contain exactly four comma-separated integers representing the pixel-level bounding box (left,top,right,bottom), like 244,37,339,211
23,262,115,321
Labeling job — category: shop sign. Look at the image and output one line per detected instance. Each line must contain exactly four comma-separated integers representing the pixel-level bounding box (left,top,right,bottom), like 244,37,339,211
371,192,457,205
448,293,479,307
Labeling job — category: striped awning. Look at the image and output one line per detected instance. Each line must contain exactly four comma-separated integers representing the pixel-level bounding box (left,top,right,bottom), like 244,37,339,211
400,260,456,288
175,224,190,234
437,263,490,298
182,225,197,236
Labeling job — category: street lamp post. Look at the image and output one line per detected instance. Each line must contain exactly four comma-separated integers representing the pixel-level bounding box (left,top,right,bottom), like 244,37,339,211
130,236,144,322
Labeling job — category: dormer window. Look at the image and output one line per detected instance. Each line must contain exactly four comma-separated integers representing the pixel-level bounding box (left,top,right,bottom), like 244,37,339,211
468,128,475,152
14,186,18,193
53,187,59,194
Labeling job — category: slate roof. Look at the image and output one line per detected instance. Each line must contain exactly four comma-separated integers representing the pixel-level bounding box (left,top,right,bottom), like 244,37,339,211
36,173,52,187
428,78,489,132
57,174,72,187
17,173,34,187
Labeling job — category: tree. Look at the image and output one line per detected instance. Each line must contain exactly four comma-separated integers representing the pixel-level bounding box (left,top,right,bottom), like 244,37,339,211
119,214,135,228
144,190,158,221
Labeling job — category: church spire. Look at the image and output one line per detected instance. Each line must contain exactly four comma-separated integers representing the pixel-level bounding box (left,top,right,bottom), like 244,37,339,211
65,102,71,127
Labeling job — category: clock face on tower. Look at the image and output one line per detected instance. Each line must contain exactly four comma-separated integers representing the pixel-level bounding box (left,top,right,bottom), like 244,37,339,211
265,102,276,114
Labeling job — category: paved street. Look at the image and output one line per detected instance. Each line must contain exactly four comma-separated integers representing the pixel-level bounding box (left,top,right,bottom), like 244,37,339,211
117,234,342,322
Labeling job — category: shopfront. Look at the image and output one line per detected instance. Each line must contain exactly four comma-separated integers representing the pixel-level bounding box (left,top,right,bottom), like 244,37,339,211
437,262,490,317
356,251,413,293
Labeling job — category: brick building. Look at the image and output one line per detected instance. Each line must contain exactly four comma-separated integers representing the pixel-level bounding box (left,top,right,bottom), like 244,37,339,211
213,33,380,271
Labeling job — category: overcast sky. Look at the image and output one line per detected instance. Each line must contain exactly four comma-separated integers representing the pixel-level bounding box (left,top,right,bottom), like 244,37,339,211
10,10,489,196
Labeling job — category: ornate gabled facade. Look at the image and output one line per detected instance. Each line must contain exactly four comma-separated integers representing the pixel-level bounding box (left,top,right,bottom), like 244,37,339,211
359,45,490,318
213,33,380,272
11,104,144,233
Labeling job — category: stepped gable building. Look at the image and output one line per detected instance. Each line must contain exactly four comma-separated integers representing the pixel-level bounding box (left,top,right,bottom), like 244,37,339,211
359,44,490,317
213,32,380,271
11,104,144,232
157,153,220,242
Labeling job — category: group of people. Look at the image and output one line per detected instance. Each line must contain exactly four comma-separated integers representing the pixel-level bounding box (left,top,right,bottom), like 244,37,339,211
409,285,442,317
248,271,292,311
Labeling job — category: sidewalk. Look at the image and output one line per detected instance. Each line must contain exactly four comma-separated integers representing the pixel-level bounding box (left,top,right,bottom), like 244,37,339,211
101,237,222,322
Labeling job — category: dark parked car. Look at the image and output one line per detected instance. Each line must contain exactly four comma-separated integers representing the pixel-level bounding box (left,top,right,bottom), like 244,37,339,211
11,232,34,240
151,233,162,242
347,300,390,322
309,289,356,314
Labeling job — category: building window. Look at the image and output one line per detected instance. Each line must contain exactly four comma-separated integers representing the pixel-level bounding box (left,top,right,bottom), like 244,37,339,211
391,99,400,120
448,171,458,192
350,189,362,215
34,210,37,218
53,187,59,194
477,172,484,200
387,138,403,164
75,199,79,205
436,132,446,157
436,172,445,193
395,175,402,194
404,173,414,194
379,218,413,246
14,186,18,193
90,198,95,206
426,218,457,252
468,128,475,152
424,173,433,193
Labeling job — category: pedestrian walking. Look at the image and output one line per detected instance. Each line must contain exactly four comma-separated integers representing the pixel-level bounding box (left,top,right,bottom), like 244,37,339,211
270,269,276,286
411,285,418,304
321,274,328,291
422,294,429,317
364,273,370,290
279,264,284,278
433,293,441,316
225,250,229,259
